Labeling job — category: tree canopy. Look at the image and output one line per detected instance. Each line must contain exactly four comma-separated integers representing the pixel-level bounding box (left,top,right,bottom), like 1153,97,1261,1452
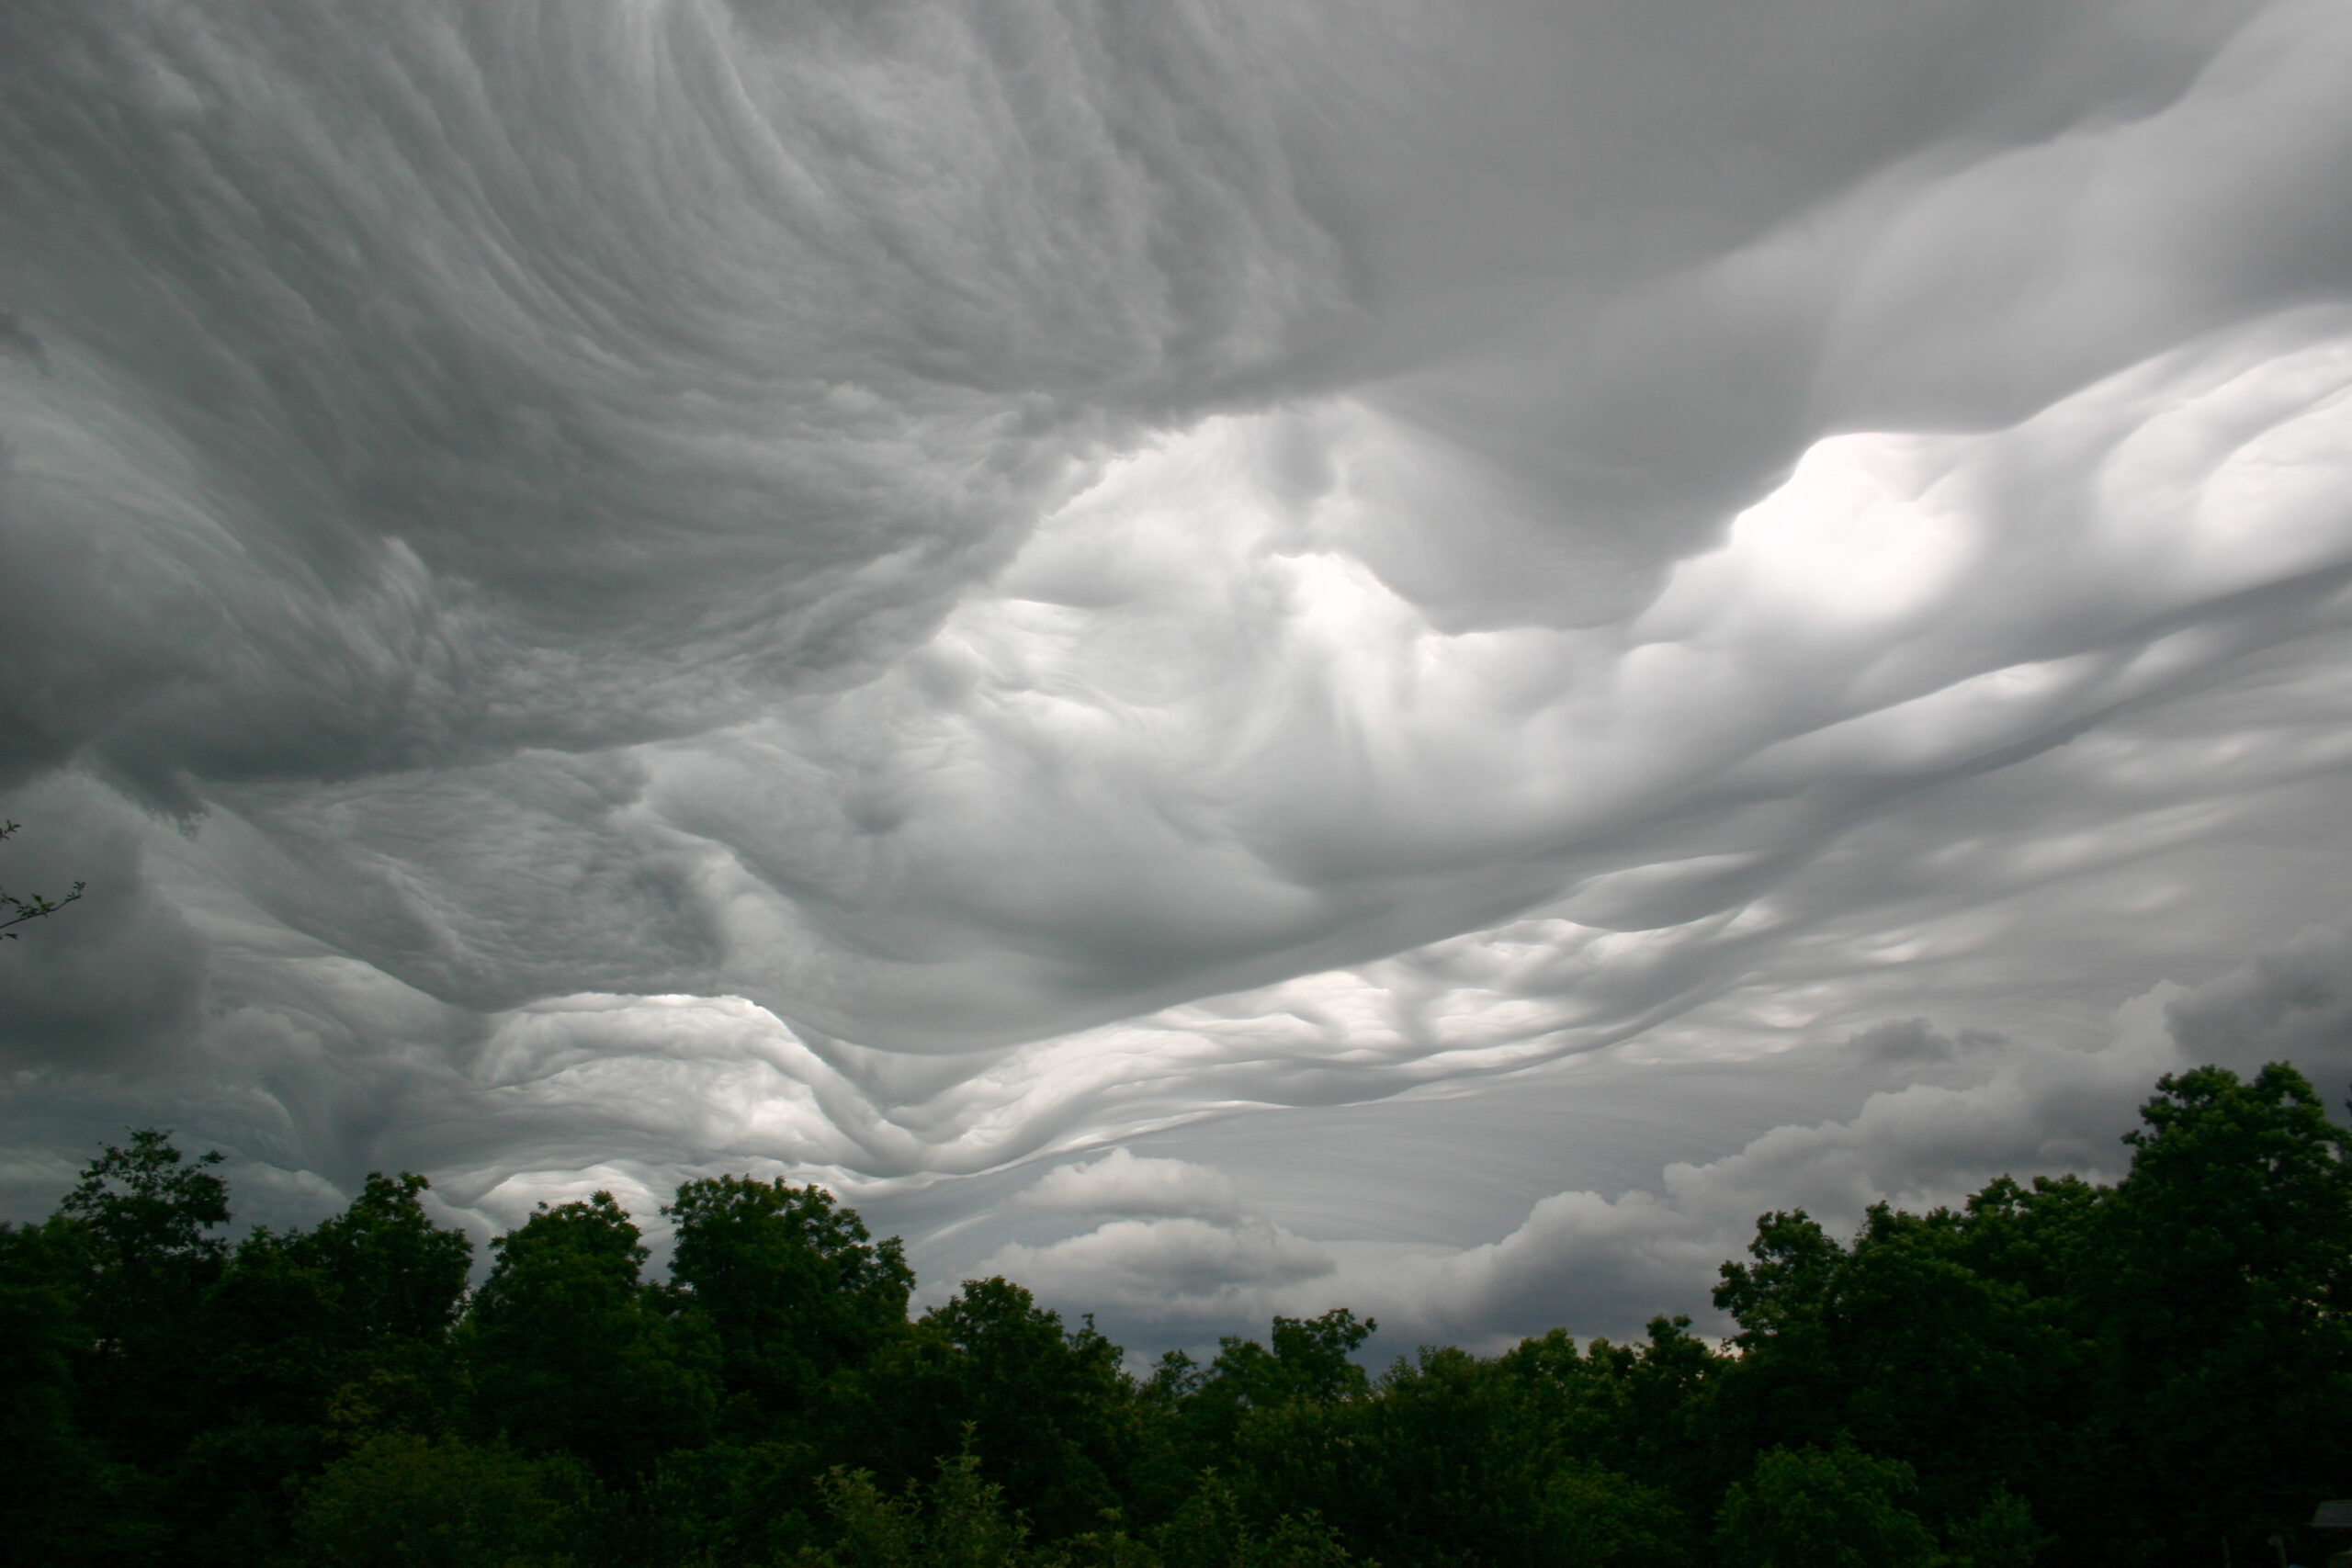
1,1060,2346,1567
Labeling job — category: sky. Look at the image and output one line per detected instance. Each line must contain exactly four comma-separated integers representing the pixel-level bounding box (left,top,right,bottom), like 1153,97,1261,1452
6,0,2352,1359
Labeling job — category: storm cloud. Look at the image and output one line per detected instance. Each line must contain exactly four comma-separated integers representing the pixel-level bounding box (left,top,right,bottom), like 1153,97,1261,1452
6,0,2352,1348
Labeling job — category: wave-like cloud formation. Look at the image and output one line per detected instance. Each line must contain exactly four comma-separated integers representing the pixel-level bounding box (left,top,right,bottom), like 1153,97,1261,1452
976,913,2352,1352
7,1,2352,1330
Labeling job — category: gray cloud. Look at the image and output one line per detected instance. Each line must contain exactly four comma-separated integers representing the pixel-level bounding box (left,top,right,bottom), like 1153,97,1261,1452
2165,919,2352,1090
6,0,2352,1353
989,913,2352,1355
0,781,207,1074
1849,1019,2007,1064
1015,1149,1244,1224
974,986,2184,1352
0,0,1355,799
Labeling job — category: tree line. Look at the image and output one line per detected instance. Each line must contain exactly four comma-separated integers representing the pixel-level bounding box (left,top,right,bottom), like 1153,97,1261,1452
2,1061,2347,1567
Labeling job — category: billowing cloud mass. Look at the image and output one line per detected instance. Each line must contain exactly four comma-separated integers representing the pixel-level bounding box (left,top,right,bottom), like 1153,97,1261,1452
6,0,2352,1351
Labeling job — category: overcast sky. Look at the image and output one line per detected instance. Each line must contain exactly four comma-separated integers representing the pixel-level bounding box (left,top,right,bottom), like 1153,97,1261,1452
7,0,2352,1357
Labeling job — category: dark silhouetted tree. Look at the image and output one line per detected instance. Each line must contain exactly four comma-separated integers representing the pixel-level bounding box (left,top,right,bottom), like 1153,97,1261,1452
1714,1444,1941,1568
462,1190,717,1483
664,1173,911,1435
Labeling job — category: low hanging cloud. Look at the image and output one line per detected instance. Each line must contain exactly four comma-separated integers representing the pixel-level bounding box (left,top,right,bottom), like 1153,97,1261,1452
979,965,2294,1352
2165,922,2352,1089
1015,1148,1244,1224
7,0,2352,1333
1849,1019,2007,1065
986,1215,1335,1315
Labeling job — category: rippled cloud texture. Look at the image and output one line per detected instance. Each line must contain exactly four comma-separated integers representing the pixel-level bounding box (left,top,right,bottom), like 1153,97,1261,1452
7,0,2352,1350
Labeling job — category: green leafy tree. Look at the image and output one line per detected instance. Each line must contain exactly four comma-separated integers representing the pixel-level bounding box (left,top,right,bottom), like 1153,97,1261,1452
464,1190,718,1483
1211,1308,1377,1410
300,1171,477,1348
1942,1489,2052,1568
209,1172,472,1422
1710,1183,2108,1551
1713,1444,1941,1568
1160,1471,1363,1568
1505,1316,1727,1517
0,1216,154,1564
1718,1201,2079,1524
1342,1344,1529,1561
857,1278,1134,1540
149,1172,477,1566
290,1431,589,1568
1268,1332,1702,1568
2086,1063,2352,1559
1182,1307,1376,1464
808,1444,1043,1568
665,1174,912,1435
1535,1463,1701,1568
57,1127,230,1286
1154,1310,1407,1562
55,1129,232,1466
641,1438,829,1567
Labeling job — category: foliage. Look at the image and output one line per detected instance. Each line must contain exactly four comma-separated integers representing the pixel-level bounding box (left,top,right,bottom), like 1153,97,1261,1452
0,1060,2345,1567
463,1190,718,1483
289,1431,588,1568
1160,1472,1363,1568
806,1446,1040,1568
56,1130,233,1468
857,1276,1136,1540
2087,1064,2352,1559
667,1173,913,1445
1713,1444,1941,1568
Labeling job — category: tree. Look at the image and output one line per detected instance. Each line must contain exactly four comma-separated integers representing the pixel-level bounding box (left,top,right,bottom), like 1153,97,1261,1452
1713,1444,1941,1568
2086,1063,2352,1559
54,1129,232,1466
463,1190,717,1482
809,1445,1044,1568
1182,1307,1377,1460
297,1171,476,1348
0,818,82,936
203,1171,474,1439
1533,1316,1727,1514
663,1173,911,1433
57,1127,230,1280
0,1215,149,1565
1710,1193,2094,1541
289,1432,587,1568
1535,1463,1701,1568
132,1172,479,1567
1162,1470,1365,1568
858,1278,1134,1540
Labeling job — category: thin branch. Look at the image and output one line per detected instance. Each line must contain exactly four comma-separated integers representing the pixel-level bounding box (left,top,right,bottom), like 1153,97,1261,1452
0,818,85,939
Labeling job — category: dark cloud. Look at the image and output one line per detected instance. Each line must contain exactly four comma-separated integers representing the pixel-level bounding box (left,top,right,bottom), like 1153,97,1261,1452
2165,920,2352,1092
0,0,1353,801
0,787,206,1073
1849,1019,2006,1063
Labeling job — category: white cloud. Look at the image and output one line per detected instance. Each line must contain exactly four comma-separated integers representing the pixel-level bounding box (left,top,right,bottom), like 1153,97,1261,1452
1016,1149,1243,1223
976,985,2188,1350
982,1216,1334,1314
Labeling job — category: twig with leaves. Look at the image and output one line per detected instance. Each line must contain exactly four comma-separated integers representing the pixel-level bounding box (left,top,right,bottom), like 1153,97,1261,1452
1,818,84,937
